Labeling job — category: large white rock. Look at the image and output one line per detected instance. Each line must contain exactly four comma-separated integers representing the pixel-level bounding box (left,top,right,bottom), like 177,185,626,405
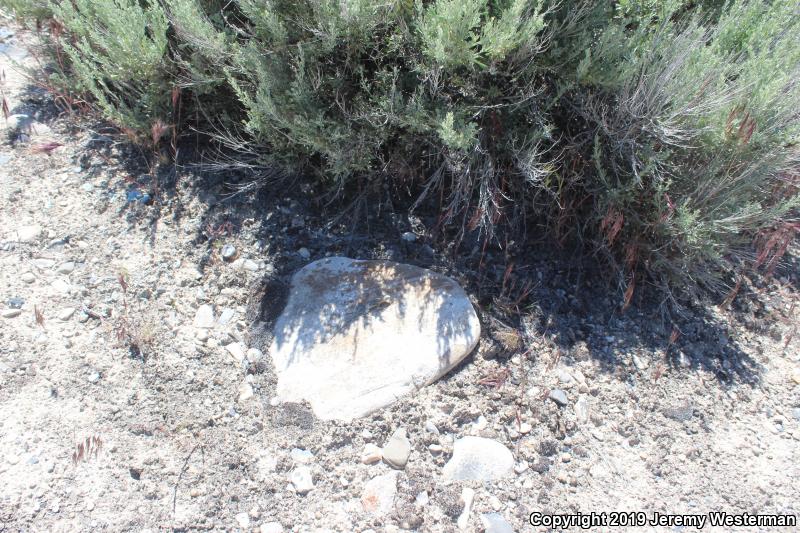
270,257,480,421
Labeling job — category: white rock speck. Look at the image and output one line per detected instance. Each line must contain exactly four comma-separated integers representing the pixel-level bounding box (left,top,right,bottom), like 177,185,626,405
361,444,382,465
193,304,214,328
260,523,284,533
237,382,254,403
217,308,235,326
226,342,246,363
57,262,75,274
235,512,250,529
290,466,314,494
242,259,260,272
290,448,315,464
15,225,42,242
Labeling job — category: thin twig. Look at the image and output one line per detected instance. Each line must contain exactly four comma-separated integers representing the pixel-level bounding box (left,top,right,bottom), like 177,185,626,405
172,443,203,515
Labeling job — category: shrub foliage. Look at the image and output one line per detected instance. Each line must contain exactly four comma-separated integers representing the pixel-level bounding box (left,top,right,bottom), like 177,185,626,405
3,0,798,311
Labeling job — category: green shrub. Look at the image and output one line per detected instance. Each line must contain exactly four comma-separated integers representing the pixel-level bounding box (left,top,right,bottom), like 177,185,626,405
3,0,798,312
1,0,51,22
0,0,174,133
53,0,172,131
551,0,800,304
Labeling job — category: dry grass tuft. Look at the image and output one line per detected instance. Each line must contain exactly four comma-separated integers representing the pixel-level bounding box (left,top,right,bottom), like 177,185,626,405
72,435,103,466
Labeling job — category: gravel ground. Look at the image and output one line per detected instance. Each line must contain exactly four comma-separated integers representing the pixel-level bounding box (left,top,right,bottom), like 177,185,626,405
1,26,799,533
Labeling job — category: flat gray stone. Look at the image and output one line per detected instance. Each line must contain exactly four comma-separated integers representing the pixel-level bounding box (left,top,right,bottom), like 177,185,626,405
382,428,411,469
442,437,514,482
270,257,480,421
549,389,568,406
